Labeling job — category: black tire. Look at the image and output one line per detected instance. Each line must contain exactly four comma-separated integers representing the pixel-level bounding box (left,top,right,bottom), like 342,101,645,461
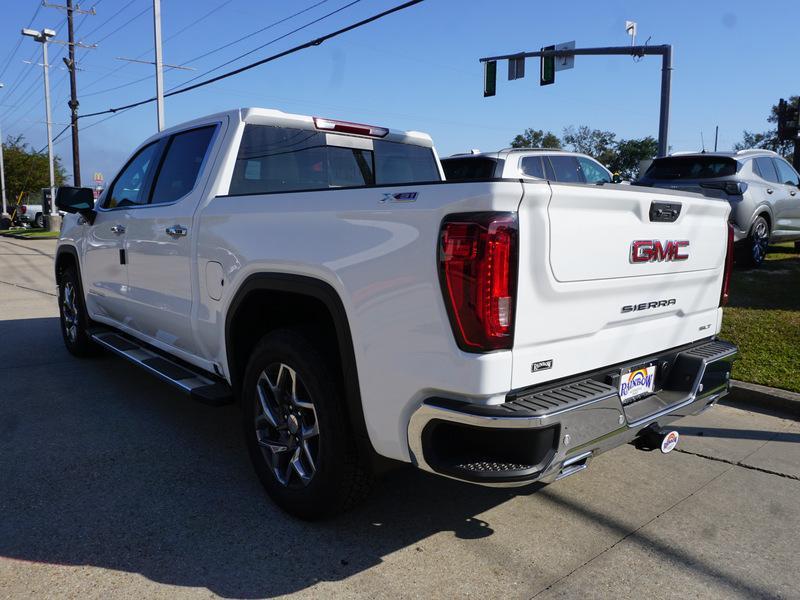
242,329,373,519
57,266,98,357
738,215,770,267
34,213,44,229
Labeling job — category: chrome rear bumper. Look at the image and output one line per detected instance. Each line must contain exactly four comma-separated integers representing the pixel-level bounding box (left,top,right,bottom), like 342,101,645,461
407,339,737,487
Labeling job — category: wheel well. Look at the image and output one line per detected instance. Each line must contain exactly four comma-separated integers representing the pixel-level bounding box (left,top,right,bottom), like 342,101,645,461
55,249,77,283
756,211,771,230
228,289,342,390
225,275,373,455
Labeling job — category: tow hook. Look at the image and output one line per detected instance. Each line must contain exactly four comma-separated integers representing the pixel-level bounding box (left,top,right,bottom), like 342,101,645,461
634,427,680,454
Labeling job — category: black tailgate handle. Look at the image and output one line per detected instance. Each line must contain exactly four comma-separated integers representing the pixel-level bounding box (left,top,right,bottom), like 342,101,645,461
650,201,681,223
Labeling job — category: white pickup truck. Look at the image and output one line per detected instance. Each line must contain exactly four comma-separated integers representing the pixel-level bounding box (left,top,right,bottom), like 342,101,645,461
55,108,737,519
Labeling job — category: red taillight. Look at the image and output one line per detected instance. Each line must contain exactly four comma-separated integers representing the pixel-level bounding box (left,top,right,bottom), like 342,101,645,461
720,223,734,306
19,205,27,215
313,117,389,138
439,213,518,352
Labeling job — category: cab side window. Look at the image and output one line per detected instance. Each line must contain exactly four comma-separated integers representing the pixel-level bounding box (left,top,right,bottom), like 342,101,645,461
547,155,585,183
577,156,611,184
150,126,216,205
773,158,800,186
104,142,160,208
520,156,545,179
754,157,780,183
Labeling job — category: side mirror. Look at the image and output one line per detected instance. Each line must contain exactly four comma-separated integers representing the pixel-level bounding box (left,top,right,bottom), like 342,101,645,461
55,187,96,224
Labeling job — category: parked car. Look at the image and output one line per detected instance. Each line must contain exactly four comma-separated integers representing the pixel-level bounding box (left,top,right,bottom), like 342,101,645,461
635,150,800,266
54,108,737,519
14,203,45,228
441,148,614,184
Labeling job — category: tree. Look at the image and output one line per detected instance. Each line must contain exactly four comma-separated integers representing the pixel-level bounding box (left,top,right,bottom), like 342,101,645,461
562,125,618,166
734,96,797,157
2,135,67,205
609,136,658,179
510,128,561,149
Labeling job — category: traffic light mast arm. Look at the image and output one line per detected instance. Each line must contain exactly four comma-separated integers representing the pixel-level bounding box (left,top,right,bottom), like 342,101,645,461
479,45,673,157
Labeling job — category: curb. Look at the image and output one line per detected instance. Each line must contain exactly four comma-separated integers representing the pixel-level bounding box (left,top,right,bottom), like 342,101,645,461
724,379,800,418
0,232,58,240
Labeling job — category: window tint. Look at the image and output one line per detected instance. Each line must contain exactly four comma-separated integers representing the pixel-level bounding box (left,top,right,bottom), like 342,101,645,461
773,158,800,186
548,155,585,183
754,157,779,183
520,156,545,179
151,126,215,204
577,156,611,183
104,142,160,208
229,126,441,195
441,157,497,180
374,140,440,184
328,146,374,187
644,156,736,180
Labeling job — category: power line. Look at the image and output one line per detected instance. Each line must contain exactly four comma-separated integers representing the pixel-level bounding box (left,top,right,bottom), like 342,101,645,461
167,0,360,92
0,2,43,80
79,0,424,120
80,0,334,99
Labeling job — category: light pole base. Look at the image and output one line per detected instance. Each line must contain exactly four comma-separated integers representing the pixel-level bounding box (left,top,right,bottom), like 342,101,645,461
46,214,62,232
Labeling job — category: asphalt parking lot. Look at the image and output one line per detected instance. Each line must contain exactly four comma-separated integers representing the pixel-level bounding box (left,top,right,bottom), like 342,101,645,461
1,237,799,599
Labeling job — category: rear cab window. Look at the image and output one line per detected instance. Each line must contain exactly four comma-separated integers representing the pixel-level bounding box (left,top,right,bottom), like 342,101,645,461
439,157,498,180
229,125,440,195
644,156,737,180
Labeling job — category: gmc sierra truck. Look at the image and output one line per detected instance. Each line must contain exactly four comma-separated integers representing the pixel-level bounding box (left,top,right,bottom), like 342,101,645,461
54,108,737,519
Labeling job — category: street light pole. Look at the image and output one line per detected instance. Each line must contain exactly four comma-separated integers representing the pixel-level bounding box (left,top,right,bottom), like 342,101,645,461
153,0,165,131
22,28,59,231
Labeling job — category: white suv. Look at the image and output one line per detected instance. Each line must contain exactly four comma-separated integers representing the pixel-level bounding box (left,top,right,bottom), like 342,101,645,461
441,148,613,184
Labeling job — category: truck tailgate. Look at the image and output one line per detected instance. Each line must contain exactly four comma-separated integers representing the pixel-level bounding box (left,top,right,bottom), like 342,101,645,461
511,182,730,390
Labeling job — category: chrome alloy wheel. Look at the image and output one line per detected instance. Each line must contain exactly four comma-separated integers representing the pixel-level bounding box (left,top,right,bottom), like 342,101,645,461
254,362,320,488
752,220,769,263
62,281,79,343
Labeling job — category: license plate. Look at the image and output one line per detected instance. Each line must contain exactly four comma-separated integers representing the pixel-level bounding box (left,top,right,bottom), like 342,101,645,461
619,364,656,403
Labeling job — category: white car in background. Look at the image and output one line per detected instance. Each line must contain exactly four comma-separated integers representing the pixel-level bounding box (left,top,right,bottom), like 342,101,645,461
441,148,614,184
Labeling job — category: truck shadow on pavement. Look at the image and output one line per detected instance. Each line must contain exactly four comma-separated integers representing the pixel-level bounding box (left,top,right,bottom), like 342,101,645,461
0,317,786,598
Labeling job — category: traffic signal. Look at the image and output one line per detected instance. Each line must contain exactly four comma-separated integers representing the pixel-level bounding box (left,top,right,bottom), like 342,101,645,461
777,98,799,141
540,45,555,86
483,60,497,97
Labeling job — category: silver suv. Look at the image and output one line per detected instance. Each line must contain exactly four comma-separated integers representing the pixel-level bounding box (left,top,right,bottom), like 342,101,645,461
636,150,800,266
441,148,614,185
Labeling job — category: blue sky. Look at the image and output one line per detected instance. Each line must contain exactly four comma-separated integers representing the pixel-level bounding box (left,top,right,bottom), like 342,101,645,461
0,0,797,185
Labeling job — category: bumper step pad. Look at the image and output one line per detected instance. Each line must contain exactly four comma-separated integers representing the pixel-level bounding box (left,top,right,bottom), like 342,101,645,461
89,327,233,405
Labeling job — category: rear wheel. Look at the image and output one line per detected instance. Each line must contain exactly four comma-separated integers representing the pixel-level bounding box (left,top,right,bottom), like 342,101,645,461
740,215,770,267
242,329,372,519
34,213,44,229
58,266,98,357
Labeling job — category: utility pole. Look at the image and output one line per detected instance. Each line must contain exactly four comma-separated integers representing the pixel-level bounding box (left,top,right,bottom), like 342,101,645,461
480,45,675,157
0,83,8,223
22,28,58,231
43,1,96,187
153,0,165,131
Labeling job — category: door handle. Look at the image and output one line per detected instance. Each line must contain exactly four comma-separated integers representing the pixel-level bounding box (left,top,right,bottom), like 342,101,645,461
791,190,797,196
110,224,125,234
166,225,188,237
766,188,774,194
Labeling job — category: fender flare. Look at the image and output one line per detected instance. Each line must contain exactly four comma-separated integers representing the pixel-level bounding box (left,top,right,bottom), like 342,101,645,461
224,272,371,449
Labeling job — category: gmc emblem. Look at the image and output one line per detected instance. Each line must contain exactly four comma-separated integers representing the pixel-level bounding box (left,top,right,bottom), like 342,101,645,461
630,240,689,263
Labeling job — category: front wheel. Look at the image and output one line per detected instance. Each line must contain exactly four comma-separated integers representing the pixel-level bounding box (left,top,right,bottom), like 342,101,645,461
58,266,98,357
242,330,373,519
